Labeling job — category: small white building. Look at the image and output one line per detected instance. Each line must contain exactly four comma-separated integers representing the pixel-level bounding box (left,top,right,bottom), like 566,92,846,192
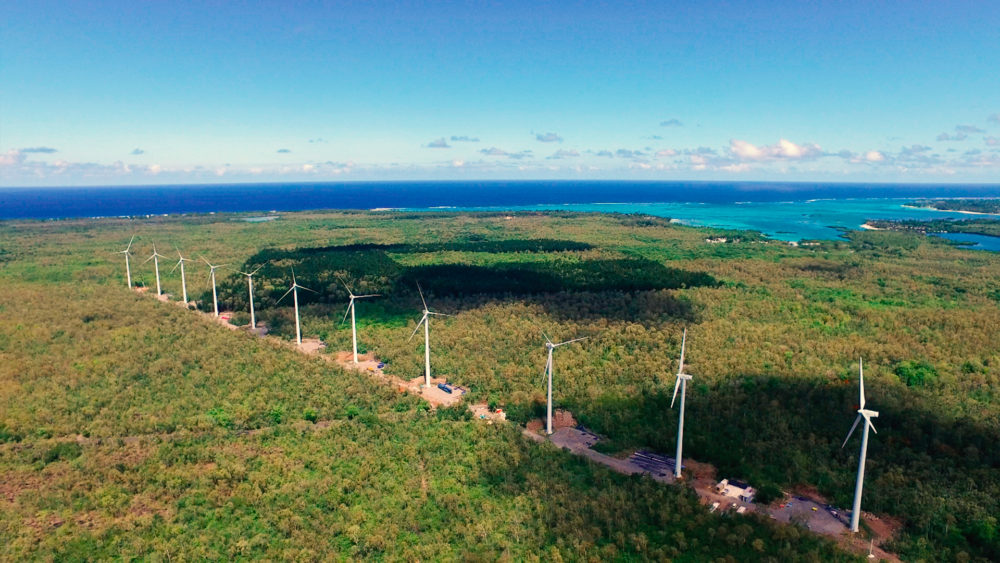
716,478,755,503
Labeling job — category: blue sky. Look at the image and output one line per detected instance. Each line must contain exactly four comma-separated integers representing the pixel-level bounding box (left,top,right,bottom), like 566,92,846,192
2,1,999,186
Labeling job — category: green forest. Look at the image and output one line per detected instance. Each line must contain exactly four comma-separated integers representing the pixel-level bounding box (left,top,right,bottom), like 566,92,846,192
3,209,1000,560
867,217,1000,237
909,199,1000,214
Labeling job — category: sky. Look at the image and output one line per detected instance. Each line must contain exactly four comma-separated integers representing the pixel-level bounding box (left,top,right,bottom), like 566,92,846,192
2,1,999,186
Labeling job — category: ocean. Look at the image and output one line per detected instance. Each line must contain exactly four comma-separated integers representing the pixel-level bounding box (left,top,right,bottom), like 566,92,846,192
2,181,999,242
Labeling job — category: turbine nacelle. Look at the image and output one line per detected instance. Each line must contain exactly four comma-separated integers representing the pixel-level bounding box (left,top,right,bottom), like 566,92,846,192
670,328,693,409
117,235,136,255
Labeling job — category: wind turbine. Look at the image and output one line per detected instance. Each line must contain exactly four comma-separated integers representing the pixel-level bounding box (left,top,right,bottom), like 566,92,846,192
542,333,587,435
408,283,449,387
116,236,135,288
842,357,879,533
143,243,167,296
339,277,380,364
170,249,193,306
277,268,315,345
238,265,263,329
670,328,693,479
200,256,227,317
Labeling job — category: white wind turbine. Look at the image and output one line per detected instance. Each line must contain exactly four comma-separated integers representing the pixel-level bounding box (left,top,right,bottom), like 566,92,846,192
116,235,135,288
170,249,193,306
238,265,263,329
143,243,168,296
277,268,315,346
670,328,693,479
200,256,227,317
842,357,879,533
543,333,587,435
339,277,380,364
408,283,449,387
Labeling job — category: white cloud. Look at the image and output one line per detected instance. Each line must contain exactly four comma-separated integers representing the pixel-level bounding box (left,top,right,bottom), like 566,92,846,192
985,136,999,147
721,163,752,172
937,132,968,141
655,149,677,157
548,149,580,159
728,138,821,161
660,119,683,127
0,149,27,167
535,132,563,143
864,151,885,162
426,138,450,148
956,124,985,134
730,139,766,159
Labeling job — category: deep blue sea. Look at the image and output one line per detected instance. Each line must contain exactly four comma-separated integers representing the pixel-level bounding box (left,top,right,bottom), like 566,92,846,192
3,181,1000,242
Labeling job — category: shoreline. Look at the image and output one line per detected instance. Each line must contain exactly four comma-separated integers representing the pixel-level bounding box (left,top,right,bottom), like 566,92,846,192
901,204,1000,216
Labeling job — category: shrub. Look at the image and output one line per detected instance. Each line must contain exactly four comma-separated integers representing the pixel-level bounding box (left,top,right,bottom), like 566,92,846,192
43,442,83,464
895,360,938,387
0,424,22,443
267,405,284,425
207,407,234,429
436,404,472,421
303,408,318,423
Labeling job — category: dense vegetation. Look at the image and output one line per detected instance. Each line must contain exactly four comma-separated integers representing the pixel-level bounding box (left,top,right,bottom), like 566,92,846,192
867,218,1000,237
3,209,1000,560
909,199,1000,214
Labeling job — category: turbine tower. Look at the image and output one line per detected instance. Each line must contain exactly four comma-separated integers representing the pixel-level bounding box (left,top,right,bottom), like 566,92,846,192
670,328,693,479
277,268,315,345
200,256,227,317
170,249,193,306
238,266,263,329
842,357,879,533
143,243,167,296
340,277,379,364
116,236,135,288
542,333,586,435
408,283,449,387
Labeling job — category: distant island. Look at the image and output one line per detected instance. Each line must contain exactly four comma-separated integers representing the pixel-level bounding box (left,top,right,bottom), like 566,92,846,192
864,217,1000,237
904,198,1000,215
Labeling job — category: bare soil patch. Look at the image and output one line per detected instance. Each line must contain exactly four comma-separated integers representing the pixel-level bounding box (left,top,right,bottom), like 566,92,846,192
297,338,326,354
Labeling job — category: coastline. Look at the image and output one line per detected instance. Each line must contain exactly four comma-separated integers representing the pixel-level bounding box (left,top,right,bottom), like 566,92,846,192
900,204,1000,216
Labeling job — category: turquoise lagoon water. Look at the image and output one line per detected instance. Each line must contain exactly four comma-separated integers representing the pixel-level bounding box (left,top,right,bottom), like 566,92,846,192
438,199,1000,242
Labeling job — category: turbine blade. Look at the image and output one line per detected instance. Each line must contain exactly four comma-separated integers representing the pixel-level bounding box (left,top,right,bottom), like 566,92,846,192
544,353,553,380
355,294,380,299
678,329,687,375
842,415,862,448
337,275,353,296
554,336,587,347
408,314,427,341
170,259,182,274
427,311,451,317
670,376,681,409
250,265,263,276
297,284,318,293
276,286,295,304
416,281,428,310
859,357,866,410
125,235,135,252
542,332,553,345
142,254,155,264
864,413,878,434
341,300,353,324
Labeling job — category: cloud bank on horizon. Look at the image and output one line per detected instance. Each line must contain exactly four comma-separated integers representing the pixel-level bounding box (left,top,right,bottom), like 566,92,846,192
1,2,999,186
